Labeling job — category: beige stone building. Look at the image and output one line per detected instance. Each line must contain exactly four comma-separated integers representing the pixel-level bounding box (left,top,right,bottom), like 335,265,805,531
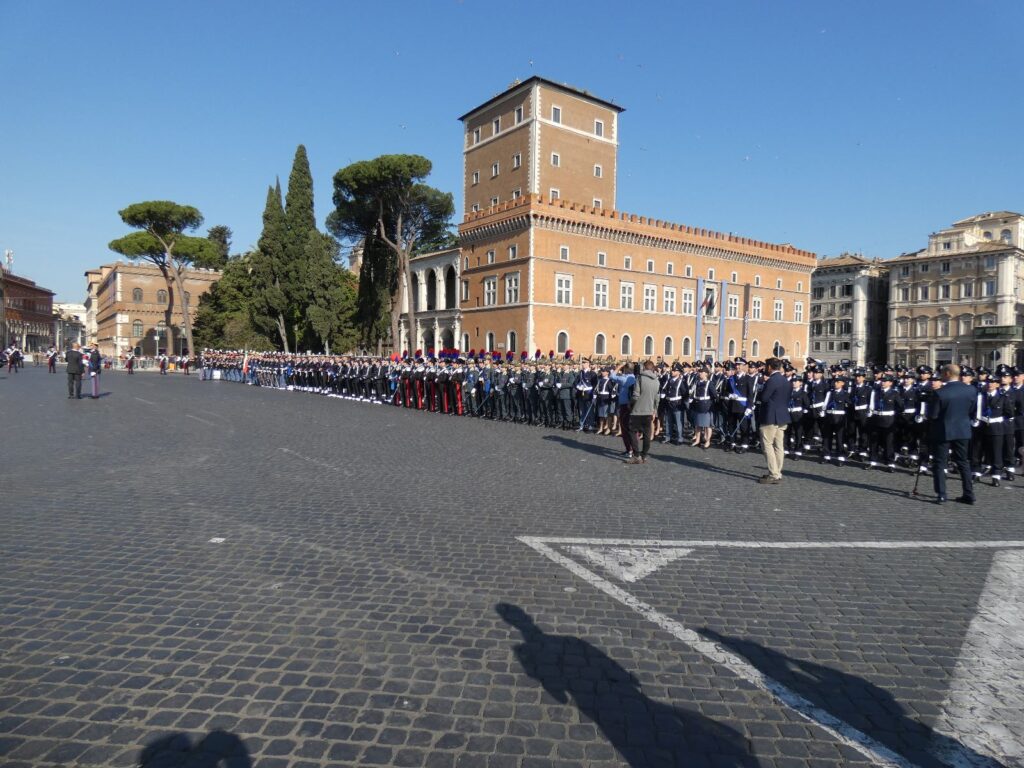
810,254,889,367
83,261,221,358
452,77,815,361
888,211,1024,369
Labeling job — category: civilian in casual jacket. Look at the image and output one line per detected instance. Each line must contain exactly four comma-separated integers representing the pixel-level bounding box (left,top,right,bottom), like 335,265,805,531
626,362,661,464
756,359,791,483
928,364,976,504
65,343,85,399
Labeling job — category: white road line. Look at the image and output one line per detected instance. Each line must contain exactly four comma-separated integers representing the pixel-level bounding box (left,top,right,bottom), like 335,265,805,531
933,549,1024,767
279,447,340,471
522,537,1024,550
566,545,693,583
519,536,1012,768
185,413,213,425
134,396,156,405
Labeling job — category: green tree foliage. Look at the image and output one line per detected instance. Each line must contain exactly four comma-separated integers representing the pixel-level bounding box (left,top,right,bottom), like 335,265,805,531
206,225,233,267
249,181,294,352
304,231,358,355
192,252,276,351
327,154,454,351
109,200,220,356
356,234,396,350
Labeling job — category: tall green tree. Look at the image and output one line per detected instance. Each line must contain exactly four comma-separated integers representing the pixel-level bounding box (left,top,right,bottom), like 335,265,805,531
284,145,317,347
192,252,275,351
109,201,220,356
206,225,233,267
327,154,454,350
250,182,294,352
304,231,358,354
356,234,397,351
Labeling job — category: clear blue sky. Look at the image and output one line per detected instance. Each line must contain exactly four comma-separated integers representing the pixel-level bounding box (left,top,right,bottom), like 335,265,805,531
2,0,1021,302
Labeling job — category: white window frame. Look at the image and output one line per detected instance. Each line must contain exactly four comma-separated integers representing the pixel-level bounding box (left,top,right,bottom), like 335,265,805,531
643,284,657,312
597,251,607,267
514,106,523,124
731,271,738,283
663,287,676,314
593,198,602,209
685,265,693,278
486,250,495,265
644,335,654,356
492,117,500,135
483,277,497,307
504,273,520,304
472,127,480,144
490,196,499,207
549,188,560,200
754,275,762,287
508,244,518,260
624,255,632,270
594,279,609,308
559,245,570,262
646,259,654,273
594,333,606,355
682,290,695,315
752,297,762,320
666,263,674,275
491,162,499,177
555,274,573,305
512,153,522,169
774,300,784,321
794,302,804,323
621,335,631,356
471,170,480,185
551,105,561,123
512,188,522,200
594,164,602,178
727,295,739,319
471,203,480,213
594,119,604,137
550,152,560,167
620,281,634,310
708,268,715,280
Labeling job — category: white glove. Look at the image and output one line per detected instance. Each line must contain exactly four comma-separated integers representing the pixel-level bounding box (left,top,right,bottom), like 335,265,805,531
914,415,924,424
744,408,753,417
971,420,979,428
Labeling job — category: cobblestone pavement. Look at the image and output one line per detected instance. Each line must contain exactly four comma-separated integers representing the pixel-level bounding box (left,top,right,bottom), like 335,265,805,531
1,368,1022,768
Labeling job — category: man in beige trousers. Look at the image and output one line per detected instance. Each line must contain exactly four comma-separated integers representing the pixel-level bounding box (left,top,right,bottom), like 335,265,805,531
756,359,791,484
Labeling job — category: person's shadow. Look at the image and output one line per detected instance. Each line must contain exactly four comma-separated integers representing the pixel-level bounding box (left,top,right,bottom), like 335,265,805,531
700,629,1005,768
138,730,252,767
498,603,759,767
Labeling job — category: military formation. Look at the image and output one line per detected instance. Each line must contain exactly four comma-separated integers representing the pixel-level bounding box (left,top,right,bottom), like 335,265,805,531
198,349,1024,483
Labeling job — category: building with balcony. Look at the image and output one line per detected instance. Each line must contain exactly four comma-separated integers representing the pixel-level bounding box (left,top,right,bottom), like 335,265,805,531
809,254,889,366
887,211,1024,369
1,268,55,351
451,77,815,362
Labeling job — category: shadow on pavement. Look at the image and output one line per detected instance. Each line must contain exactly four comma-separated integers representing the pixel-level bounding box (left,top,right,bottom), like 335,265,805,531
138,730,252,767
700,629,1003,768
498,602,759,767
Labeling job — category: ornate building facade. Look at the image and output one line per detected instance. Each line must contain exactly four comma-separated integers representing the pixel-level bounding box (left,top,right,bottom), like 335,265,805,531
809,254,889,367
454,77,815,360
887,212,1024,369
0,269,55,351
398,247,460,353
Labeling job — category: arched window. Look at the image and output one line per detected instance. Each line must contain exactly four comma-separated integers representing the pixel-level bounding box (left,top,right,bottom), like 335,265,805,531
556,331,569,354
728,339,736,357
751,340,760,357
663,336,673,356
132,288,143,303
682,337,691,357
594,333,606,356
156,289,168,304
132,320,143,338
507,330,517,353
486,332,495,352
644,335,654,356
1001,229,1013,244
621,334,631,356
772,340,783,357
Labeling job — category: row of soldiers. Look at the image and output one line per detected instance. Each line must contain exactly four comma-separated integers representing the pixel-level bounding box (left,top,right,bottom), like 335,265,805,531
198,350,1024,480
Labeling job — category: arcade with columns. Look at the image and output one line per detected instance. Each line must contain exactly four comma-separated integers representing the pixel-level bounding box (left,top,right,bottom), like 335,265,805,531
398,247,462,354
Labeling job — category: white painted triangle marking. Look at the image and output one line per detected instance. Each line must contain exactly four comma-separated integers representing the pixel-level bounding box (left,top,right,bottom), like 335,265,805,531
565,546,693,583
933,548,1024,767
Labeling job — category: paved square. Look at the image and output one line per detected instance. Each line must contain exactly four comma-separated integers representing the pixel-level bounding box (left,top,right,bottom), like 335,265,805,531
1,368,1022,767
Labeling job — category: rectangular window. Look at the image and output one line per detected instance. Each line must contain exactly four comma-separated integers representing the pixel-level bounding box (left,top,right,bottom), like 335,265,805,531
490,196,499,207
556,275,572,305
643,285,656,312
472,170,479,185
593,198,602,209
620,282,634,310
471,203,480,213
755,276,762,287
505,273,520,304
597,251,607,267
512,188,522,200
919,286,929,301
731,271,738,283
663,287,676,314
594,164,602,178
549,188,560,200
461,280,469,301
492,117,500,135
559,246,569,262
594,119,604,137
939,284,950,299
752,297,762,320
514,106,523,124
684,265,692,278
483,277,497,306
941,261,950,274
794,302,804,323
961,282,973,298
487,250,495,264
472,127,480,144
776,278,783,289
920,263,929,273
512,153,522,169
682,290,694,315
899,286,910,301
551,152,560,167
774,300,784,321
708,268,715,280
508,245,518,260
901,266,910,276
727,295,739,319
491,162,499,177
985,256,997,269
646,259,654,273
943,242,952,251
624,255,632,270
551,106,561,123
594,279,609,308
984,279,996,296
666,263,674,276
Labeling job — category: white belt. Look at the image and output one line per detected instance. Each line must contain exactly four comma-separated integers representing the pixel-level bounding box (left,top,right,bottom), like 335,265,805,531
827,409,847,415
983,416,1004,423
694,396,711,401
875,410,895,416
902,408,916,414
668,396,683,402
788,406,804,412
854,404,868,410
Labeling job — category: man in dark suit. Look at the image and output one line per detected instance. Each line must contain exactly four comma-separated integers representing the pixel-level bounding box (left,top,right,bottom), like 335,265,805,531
928,363,976,504
756,358,791,484
65,343,84,399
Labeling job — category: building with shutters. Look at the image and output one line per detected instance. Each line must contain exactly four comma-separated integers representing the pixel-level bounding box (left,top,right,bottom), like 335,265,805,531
809,254,890,367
